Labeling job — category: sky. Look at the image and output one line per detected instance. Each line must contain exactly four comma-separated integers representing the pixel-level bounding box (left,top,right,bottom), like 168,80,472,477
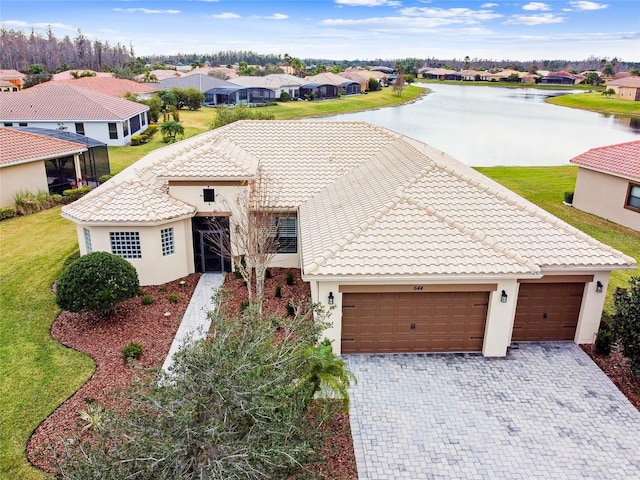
1,0,639,62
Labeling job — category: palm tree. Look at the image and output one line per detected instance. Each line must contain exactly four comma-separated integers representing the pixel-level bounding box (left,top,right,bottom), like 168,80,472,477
160,120,184,143
300,341,356,408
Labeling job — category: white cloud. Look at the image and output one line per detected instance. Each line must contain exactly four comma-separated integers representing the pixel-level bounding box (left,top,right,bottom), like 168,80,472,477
335,0,401,6
265,13,288,20
569,1,608,11
210,12,241,19
481,3,499,7
113,8,180,14
522,2,551,11
1,20,75,31
400,6,502,21
504,13,565,25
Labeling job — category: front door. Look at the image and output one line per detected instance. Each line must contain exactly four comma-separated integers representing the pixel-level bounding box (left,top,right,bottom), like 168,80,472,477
192,217,231,273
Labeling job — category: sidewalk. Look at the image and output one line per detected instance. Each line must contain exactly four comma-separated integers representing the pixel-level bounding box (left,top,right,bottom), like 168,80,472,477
162,273,224,373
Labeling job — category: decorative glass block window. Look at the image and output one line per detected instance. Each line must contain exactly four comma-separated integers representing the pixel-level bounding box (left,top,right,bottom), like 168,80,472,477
627,184,640,212
268,216,297,253
110,231,141,259
83,228,92,253
161,228,175,256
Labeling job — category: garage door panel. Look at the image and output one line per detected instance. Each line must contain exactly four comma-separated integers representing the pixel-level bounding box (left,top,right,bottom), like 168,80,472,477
341,291,488,353
513,283,583,342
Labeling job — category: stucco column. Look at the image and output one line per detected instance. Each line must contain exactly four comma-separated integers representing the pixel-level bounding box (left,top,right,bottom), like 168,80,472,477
574,272,610,344
482,280,519,357
73,153,82,186
314,281,342,354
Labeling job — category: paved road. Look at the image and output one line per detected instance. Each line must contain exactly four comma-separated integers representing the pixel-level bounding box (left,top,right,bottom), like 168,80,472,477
346,342,640,480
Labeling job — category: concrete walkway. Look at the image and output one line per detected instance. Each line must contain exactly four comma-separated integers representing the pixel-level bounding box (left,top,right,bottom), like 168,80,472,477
162,273,224,374
346,343,640,480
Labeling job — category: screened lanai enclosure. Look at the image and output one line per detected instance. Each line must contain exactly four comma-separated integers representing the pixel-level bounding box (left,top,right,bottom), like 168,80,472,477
204,87,276,106
15,127,110,194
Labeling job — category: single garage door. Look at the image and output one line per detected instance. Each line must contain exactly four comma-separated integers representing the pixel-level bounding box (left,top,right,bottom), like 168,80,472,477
341,291,489,353
512,282,585,341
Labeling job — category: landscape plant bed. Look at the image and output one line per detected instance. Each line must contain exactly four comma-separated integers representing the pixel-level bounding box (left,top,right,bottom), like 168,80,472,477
581,344,640,411
27,269,357,479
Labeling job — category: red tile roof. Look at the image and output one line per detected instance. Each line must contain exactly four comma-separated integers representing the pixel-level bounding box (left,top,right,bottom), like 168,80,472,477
570,141,640,181
51,77,159,97
607,76,640,88
0,127,86,167
0,83,149,122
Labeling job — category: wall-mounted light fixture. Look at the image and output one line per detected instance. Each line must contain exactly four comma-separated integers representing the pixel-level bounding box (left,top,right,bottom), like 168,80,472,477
596,281,604,293
328,291,335,305
500,290,508,303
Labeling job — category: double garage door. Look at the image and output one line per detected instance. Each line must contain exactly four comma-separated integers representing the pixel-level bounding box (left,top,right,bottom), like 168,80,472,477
341,282,585,354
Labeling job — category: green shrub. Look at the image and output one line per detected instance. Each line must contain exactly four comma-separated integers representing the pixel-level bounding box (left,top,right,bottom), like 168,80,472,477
265,268,272,279
130,134,147,146
564,191,574,204
279,91,291,102
121,342,143,362
50,194,63,203
14,190,42,215
168,293,179,304
63,186,91,201
275,285,282,298
55,252,140,316
595,327,613,356
286,300,295,316
208,105,275,129
240,300,250,313
99,174,113,184
158,285,168,293
614,277,640,376
0,206,16,220
141,295,154,305
143,124,159,139
285,270,295,286
62,249,80,271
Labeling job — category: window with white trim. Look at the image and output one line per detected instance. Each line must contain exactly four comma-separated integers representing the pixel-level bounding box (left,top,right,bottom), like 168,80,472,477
268,216,297,253
83,228,92,253
626,184,640,212
110,231,141,259
161,227,175,256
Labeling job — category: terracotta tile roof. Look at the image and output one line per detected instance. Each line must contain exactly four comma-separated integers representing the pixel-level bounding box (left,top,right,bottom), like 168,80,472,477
300,137,634,277
606,76,640,88
229,74,306,89
0,127,86,167
0,83,148,121
51,70,114,81
0,69,25,81
52,77,159,97
305,72,360,86
62,121,635,274
570,141,640,181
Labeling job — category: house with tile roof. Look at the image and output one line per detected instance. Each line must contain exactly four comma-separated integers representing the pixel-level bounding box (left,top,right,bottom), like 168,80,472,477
570,141,640,231
0,127,109,207
229,74,306,100
61,121,635,357
0,83,149,146
0,69,25,90
605,76,640,101
304,72,362,95
49,76,159,99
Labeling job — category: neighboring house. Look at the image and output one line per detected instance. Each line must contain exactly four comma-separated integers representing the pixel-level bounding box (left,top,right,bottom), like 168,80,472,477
570,141,640,231
605,77,640,101
0,127,110,207
421,68,462,81
0,69,25,90
228,74,306,99
299,82,339,100
61,121,635,357
538,71,582,85
305,72,361,95
0,80,19,92
342,68,388,88
157,74,234,93
0,83,149,146
48,76,159,99
50,70,114,81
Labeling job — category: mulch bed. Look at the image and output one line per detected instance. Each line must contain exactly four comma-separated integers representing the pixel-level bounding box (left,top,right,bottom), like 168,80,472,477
26,268,358,480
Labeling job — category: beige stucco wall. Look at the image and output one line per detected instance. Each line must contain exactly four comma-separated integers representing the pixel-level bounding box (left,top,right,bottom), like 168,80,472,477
573,168,640,231
0,161,48,207
78,218,194,286
574,272,610,344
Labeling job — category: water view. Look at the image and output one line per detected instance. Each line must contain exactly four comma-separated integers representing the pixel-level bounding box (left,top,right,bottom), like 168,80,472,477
325,83,640,167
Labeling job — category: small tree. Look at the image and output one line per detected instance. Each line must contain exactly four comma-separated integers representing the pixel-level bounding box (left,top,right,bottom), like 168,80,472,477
602,88,616,98
55,252,139,317
368,77,380,92
614,277,640,376
160,120,184,143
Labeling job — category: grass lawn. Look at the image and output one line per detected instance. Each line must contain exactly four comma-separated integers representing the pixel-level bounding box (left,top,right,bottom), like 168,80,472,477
546,91,640,117
476,165,640,310
0,207,94,480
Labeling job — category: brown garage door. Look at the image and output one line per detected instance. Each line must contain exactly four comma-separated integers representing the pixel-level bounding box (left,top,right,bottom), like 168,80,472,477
512,282,584,341
341,291,489,353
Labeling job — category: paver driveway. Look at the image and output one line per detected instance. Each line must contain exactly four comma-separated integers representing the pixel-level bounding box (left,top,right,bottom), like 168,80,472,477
345,342,640,480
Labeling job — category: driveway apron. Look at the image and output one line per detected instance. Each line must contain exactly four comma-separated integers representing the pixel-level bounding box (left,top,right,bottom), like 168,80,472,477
345,342,640,480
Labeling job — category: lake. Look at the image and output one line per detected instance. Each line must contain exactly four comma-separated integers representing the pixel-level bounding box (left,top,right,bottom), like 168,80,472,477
324,83,640,167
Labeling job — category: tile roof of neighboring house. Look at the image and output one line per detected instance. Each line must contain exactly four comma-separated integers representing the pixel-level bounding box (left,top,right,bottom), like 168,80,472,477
50,70,114,81
135,69,183,82
62,121,635,274
305,72,360,86
183,66,239,79
0,127,86,167
51,77,159,97
228,74,306,89
0,69,25,81
0,83,149,122
606,76,640,88
158,74,236,92
0,80,17,88
570,140,640,181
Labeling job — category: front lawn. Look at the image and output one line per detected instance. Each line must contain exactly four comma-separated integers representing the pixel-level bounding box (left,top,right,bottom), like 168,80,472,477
0,208,94,480
476,165,640,310
546,91,640,117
